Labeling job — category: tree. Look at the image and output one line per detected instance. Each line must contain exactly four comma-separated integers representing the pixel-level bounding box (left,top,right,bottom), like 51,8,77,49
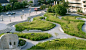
61,0,69,8
40,5,46,10
22,0,28,8
10,0,18,3
28,1,33,3
0,3,2,12
5,4,12,11
47,6,52,13
38,0,54,5
55,5,67,16
13,2,21,9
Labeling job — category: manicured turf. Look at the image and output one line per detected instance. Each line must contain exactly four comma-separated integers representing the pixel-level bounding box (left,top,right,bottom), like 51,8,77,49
14,33,52,41
44,13,86,38
15,18,56,31
28,38,86,50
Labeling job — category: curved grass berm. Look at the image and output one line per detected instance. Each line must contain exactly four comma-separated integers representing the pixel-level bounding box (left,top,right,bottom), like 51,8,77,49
44,13,86,38
28,38,86,50
14,33,52,41
15,19,56,31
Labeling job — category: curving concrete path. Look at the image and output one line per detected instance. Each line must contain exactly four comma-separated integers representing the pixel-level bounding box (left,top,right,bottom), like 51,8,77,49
77,17,86,33
0,11,86,50
21,23,86,50
7,13,86,50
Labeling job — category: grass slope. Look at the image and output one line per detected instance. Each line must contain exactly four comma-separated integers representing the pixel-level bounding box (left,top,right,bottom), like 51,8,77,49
44,13,86,38
15,18,56,31
14,33,52,41
28,38,86,50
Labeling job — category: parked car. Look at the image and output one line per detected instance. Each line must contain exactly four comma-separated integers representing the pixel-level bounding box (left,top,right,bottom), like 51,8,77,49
34,8,41,11
6,12,16,15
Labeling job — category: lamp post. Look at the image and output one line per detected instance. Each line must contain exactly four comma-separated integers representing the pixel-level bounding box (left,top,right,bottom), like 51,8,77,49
29,9,31,16
14,15,15,18
8,15,11,22
1,15,3,21
22,10,24,15
21,15,23,19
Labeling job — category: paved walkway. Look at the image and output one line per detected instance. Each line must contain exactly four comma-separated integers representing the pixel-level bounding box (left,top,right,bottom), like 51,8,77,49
5,12,86,50
21,23,86,50
1,11,86,50
0,10,43,33
77,17,86,33
0,11,42,24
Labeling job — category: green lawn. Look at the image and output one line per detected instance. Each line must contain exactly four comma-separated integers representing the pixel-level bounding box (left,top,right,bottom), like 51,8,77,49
14,33,52,41
44,13,86,38
15,18,56,31
62,16,85,22
28,38,86,50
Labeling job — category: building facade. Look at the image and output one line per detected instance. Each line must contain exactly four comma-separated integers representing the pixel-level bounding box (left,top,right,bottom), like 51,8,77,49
0,34,19,49
65,0,86,13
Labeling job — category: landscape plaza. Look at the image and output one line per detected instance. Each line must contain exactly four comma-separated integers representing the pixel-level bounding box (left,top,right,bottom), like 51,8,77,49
0,0,86,50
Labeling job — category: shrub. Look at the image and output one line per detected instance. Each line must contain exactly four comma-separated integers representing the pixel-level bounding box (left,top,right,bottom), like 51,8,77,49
18,38,26,46
77,9,82,13
40,17,45,19
14,33,52,41
47,6,52,13
40,5,46,10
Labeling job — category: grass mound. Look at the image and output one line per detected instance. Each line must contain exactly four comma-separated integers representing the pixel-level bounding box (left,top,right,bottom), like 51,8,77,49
28,38,86,50
44,13,86,38
15,20,56,31
14,33,52,41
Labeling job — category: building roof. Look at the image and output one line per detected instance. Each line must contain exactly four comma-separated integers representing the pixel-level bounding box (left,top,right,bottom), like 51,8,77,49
0,0,9,3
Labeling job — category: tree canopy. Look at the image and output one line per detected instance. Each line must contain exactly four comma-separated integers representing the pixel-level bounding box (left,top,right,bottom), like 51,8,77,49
9,0,18,3
0,4,3,12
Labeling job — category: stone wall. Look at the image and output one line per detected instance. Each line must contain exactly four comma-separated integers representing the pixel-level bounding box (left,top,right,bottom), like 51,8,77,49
0,34,19,49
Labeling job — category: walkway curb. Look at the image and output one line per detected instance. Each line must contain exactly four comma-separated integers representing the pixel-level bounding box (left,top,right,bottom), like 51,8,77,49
20,42,28,49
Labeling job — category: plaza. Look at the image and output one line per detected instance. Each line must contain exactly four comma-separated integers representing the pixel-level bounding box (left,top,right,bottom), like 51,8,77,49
0,0,86,50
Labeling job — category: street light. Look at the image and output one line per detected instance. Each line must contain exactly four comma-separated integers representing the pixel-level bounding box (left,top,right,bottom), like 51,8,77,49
29,9,31,16
8,15,11,22
22,10,24,15
21,15,23,19
1,15,3,21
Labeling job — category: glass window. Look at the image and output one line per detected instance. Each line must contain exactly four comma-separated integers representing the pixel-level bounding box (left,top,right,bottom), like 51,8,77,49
9,42,11,45
84,5,86,7
83,1,85,3
14,42,16,45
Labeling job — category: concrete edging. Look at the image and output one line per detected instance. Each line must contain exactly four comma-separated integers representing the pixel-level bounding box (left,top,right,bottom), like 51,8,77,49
59,27,64,33
20,42,28,49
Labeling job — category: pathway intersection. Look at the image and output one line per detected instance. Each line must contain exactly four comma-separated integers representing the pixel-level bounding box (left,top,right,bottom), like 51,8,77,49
0,10,86,50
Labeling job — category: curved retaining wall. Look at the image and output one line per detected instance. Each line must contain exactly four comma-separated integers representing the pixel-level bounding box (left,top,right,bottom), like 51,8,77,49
20,42,28,49
59,27,64,33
